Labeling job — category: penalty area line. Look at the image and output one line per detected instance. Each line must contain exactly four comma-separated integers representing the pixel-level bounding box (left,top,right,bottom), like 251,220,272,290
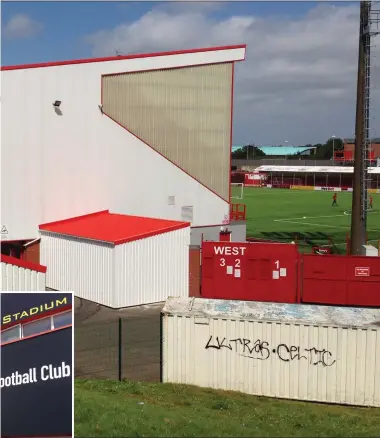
274,219,380,233
274,211,380,221
274,214,348,221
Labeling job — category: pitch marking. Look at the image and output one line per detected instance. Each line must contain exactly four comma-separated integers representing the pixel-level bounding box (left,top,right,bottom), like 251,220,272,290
274,211,380,222
274,219,380,233
274,214,348,221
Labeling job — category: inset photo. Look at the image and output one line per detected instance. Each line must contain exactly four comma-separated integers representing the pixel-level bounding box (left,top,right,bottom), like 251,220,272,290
1,291,73,437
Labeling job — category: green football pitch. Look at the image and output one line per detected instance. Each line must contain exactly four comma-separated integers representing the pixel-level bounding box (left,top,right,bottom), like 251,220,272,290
231,186,380,253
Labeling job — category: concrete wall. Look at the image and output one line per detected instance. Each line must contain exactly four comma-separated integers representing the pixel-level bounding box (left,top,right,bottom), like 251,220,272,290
190,221,246,246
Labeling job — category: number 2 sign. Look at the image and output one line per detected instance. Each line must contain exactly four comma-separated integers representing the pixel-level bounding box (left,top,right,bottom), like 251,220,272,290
220,258,240,268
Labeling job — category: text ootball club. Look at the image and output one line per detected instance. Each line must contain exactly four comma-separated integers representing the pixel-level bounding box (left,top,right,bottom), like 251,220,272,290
0,361,71,388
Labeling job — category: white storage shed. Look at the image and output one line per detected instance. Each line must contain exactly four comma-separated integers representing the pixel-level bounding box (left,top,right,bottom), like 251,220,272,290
162,297,380,407
1,255,47,291
39,210,190,308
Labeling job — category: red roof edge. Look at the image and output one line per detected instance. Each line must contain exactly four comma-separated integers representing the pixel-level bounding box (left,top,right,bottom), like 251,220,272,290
39,210,109,230
1,44,247,71
114,221,190,246
1,254,47,273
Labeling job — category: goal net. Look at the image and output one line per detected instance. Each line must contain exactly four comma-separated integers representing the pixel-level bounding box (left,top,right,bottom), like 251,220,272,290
231,183,244,200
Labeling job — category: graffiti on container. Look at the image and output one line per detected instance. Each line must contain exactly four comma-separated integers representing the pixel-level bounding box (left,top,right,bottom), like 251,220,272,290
205,336,336,367
205,336,270,360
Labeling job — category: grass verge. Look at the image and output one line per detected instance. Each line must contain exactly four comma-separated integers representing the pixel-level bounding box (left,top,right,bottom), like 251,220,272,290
75,379,380,437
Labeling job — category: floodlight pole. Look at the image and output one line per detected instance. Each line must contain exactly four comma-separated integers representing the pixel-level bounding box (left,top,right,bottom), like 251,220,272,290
350,1,370,255
332,135,336,164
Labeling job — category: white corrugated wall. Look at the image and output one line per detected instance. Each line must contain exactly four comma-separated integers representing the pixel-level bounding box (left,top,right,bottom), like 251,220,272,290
40,231,114,306
0,262,46,291
114,227,190,308
162,314,380,407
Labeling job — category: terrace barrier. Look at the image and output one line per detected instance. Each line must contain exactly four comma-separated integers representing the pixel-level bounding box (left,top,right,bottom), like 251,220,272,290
230,203,246,221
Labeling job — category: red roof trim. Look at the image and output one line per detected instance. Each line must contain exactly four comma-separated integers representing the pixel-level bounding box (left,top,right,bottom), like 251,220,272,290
1,44,246,71
1,254,47,273
39,210,109,229
39,210,190,245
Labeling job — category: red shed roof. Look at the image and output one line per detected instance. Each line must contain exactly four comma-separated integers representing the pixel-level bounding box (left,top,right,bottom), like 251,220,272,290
39,210,190,245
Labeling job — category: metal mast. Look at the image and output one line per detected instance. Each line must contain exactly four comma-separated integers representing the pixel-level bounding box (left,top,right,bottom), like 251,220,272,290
350,1,380,255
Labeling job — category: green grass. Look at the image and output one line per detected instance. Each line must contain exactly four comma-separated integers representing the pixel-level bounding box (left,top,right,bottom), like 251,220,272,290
232,187,380,252
75,379,380,437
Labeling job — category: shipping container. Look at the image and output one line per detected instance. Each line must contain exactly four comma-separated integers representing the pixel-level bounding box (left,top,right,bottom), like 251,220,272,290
201,241,299,303
1,254,47,291
162,297,380,407
201,242,380,307
40,210,191,308
301,254,380,307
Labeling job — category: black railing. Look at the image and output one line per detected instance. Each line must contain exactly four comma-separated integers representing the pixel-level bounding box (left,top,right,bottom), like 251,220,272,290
75,314,161,382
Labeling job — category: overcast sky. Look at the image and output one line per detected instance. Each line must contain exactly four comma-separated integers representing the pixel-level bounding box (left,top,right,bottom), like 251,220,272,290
2,1,380,146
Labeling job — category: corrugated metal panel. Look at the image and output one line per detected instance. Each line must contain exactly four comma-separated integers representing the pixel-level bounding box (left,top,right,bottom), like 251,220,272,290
40,231,114,307
114,227,190,307
162,297,380,407
102,63,232,201
0,262,46,291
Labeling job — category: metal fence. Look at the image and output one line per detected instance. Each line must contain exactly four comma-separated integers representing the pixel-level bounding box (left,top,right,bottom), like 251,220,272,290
74,314,161,382
232,158,333,168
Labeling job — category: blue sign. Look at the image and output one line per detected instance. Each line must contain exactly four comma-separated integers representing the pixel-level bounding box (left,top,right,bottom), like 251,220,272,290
1,292,72,328
1,326,73,437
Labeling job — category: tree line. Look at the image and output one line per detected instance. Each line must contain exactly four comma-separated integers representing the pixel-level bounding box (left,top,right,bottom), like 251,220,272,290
232,137,344,160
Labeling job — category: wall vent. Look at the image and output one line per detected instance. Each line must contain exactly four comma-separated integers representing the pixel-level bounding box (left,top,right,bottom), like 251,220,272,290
181,206,194,222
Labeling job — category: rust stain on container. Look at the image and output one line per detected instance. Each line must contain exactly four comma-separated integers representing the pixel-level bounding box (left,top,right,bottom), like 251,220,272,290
189,245,201,297
23,240,41,265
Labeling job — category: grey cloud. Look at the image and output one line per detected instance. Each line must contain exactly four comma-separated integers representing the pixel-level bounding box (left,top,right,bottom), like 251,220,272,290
84,3,380,145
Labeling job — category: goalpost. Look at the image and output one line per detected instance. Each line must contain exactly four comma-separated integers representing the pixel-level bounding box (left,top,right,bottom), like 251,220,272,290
231,183,244,200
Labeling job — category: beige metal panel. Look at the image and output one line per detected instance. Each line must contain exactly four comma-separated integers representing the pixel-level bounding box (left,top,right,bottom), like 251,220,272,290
0,262,46,291
162,299,380,407
102,63,232,200
40,232,114,307
114,227,190,307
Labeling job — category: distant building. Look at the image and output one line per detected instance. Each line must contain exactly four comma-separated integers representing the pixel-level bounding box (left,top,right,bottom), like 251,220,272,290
335,138,380,162
256,146,317,157
232,145,317,157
